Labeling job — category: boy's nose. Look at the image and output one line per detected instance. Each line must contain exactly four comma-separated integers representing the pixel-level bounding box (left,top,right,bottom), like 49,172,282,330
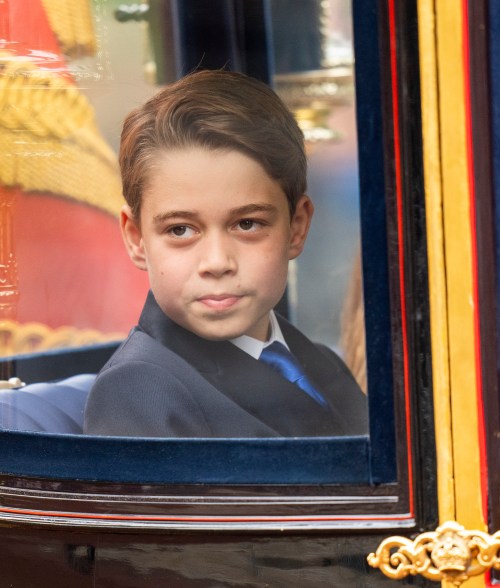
198,233,237,277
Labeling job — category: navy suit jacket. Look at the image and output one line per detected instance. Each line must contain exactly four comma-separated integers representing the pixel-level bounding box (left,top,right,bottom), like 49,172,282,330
84,292,368,437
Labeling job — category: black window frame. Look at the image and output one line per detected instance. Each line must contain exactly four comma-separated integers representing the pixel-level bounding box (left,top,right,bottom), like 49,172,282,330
475,0,500,536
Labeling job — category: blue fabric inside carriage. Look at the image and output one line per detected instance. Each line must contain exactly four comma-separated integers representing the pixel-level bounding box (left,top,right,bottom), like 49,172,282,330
0,374,95,434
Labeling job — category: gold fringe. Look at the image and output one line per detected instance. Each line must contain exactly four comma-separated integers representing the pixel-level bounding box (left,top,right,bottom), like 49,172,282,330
0,55,123,216
0,319,124,356
40,0,96,57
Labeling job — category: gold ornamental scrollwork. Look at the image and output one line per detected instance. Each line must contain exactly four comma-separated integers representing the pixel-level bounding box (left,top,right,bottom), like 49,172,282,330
367,521,500,586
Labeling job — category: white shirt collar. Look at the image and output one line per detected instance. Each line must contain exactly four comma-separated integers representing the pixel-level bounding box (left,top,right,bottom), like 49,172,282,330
230,311,289,359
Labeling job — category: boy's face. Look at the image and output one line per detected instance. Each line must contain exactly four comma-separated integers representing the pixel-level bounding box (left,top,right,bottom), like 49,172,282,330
121,147,313,342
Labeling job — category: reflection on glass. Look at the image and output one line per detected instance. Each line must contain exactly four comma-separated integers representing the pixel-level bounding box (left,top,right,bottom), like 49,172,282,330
0,0,152,360
271,0,366,392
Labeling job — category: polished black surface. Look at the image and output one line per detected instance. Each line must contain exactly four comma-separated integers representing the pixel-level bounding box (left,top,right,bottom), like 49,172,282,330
0,527,432,587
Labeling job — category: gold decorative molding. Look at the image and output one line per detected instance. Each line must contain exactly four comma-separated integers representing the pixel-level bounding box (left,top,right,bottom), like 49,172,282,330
0,189,19,319
274,67,354,144
368,521,500,586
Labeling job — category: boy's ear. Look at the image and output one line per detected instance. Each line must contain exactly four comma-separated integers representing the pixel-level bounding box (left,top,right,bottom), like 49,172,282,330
288,195,314,260
120,205,148,271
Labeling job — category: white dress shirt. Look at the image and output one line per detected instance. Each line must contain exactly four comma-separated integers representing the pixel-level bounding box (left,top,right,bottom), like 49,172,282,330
229,311,289,359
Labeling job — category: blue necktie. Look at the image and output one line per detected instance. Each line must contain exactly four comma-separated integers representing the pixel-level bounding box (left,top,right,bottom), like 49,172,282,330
259,341,328,408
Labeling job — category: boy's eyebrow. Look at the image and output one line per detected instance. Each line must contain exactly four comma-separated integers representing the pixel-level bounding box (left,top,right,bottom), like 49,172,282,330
228,203,278,216
152,203,278,225
153,211,197,225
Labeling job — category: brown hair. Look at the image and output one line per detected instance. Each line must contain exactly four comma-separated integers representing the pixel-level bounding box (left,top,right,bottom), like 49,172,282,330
119,70,307,219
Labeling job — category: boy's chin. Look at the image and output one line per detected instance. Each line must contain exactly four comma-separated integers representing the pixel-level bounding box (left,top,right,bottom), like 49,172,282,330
167,310,270,341
183,321,264,342
190,328,247,342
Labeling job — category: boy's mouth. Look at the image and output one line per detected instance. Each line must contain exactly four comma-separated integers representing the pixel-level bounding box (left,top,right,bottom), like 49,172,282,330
196,294,243,310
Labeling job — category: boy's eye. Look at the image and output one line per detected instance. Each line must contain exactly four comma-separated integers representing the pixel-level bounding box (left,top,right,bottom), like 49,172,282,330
168,225,195,238
237,219,260,232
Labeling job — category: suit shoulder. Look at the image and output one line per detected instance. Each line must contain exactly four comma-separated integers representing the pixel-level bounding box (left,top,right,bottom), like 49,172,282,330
314,342,357,379
104,328,176,368
276,315,368,434
276,315,353,374
92,327,218,400
84,329,215,436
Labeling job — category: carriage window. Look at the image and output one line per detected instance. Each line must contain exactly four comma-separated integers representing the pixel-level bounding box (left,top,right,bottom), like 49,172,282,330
0,0,421,503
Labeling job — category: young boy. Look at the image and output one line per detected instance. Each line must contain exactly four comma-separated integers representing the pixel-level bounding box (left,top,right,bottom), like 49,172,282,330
84,70,367,438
